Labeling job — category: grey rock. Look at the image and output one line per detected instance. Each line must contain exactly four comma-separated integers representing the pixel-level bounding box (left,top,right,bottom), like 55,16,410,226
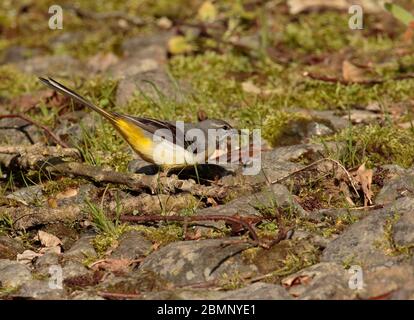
0,236,25,260
115,69,186,106
15,55,83,77
139,239,258,286
321,197,414,267
50,31,85,50
282,262,355,299
375,166,414,204
108,57,159,80
64,235,97,262
142,282,291,300
35,252,60,275
14,280,65,299
220,282,292,300
197,183,304,218
305,110,349,131
6,185,43,206
0,259,32,288
121,32,171,62
111,230,152,260
0,117,44,145
393,212,414,247
357,263,414,299
53,112,97,148
62,260,91,280
0,45,41,64
70,290,105,300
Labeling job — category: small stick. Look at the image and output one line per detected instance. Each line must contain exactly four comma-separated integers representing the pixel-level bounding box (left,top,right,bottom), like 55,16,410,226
0,114,69,148
271,157,359,196
120,214,262,246
98,291,141,300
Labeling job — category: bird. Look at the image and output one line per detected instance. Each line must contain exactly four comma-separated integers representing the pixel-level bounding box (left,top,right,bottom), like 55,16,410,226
39,77,235,171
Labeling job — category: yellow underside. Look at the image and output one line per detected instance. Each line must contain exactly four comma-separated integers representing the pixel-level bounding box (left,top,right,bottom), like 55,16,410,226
114,118,154,163
113,118,202,169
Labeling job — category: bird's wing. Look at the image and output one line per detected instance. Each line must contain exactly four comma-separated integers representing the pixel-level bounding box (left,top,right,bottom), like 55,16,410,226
118,115,193,150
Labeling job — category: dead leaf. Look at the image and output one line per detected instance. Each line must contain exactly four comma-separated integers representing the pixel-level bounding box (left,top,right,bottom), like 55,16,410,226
90,258,139,274
282,274,312,288
342,60,368,83
37,230,62,247
17,250,42,264
355,163,374,206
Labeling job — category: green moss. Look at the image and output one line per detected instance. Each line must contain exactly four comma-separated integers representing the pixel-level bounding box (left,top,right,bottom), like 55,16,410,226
376,213,414,257
325,124,414,168
130,224,183,246
42,178,81,197
283,12,350,54
262,111,312,147
0,65,39,99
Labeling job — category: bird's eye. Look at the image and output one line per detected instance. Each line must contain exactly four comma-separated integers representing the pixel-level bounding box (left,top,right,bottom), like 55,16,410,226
222,125,230,130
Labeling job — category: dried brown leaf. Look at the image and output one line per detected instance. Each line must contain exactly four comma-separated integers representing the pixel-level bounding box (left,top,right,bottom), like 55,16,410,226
355,163,374,206
342,60,368,83
37,230,62,247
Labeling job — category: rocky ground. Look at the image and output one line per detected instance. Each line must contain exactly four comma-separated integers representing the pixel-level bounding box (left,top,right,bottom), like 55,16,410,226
1,0,414,300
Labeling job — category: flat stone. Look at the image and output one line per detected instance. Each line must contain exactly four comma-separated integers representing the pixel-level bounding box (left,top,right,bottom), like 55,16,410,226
0,117,44,145
15,55,83,77
357,263,414,299
64,235,97,262
143,282,292,300
14,280,65,299
197,183,304,218
62,260,91,280
375,166,414,204
121,32,171,63
0,236,25,260
393,212,414,247
115,69,187,106
34,252,61,275
0,259,32,288
110,230,152,260
138,239,258,287
281,262,355,299
321,197,414,267
220,282,292,300
6,185,43,206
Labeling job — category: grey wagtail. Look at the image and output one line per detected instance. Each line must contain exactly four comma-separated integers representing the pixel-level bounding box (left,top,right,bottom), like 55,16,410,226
39,77,235,169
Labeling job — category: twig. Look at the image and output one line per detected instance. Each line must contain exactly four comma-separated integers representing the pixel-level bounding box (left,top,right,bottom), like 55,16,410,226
120,214,263,246
0,144,80,170
47,162,229,199
97,291,141,300
304,71,414,85
0,114,69,148
271,157,359,196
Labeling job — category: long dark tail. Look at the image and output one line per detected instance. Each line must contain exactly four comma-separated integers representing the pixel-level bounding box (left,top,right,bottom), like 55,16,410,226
38,77,116,122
